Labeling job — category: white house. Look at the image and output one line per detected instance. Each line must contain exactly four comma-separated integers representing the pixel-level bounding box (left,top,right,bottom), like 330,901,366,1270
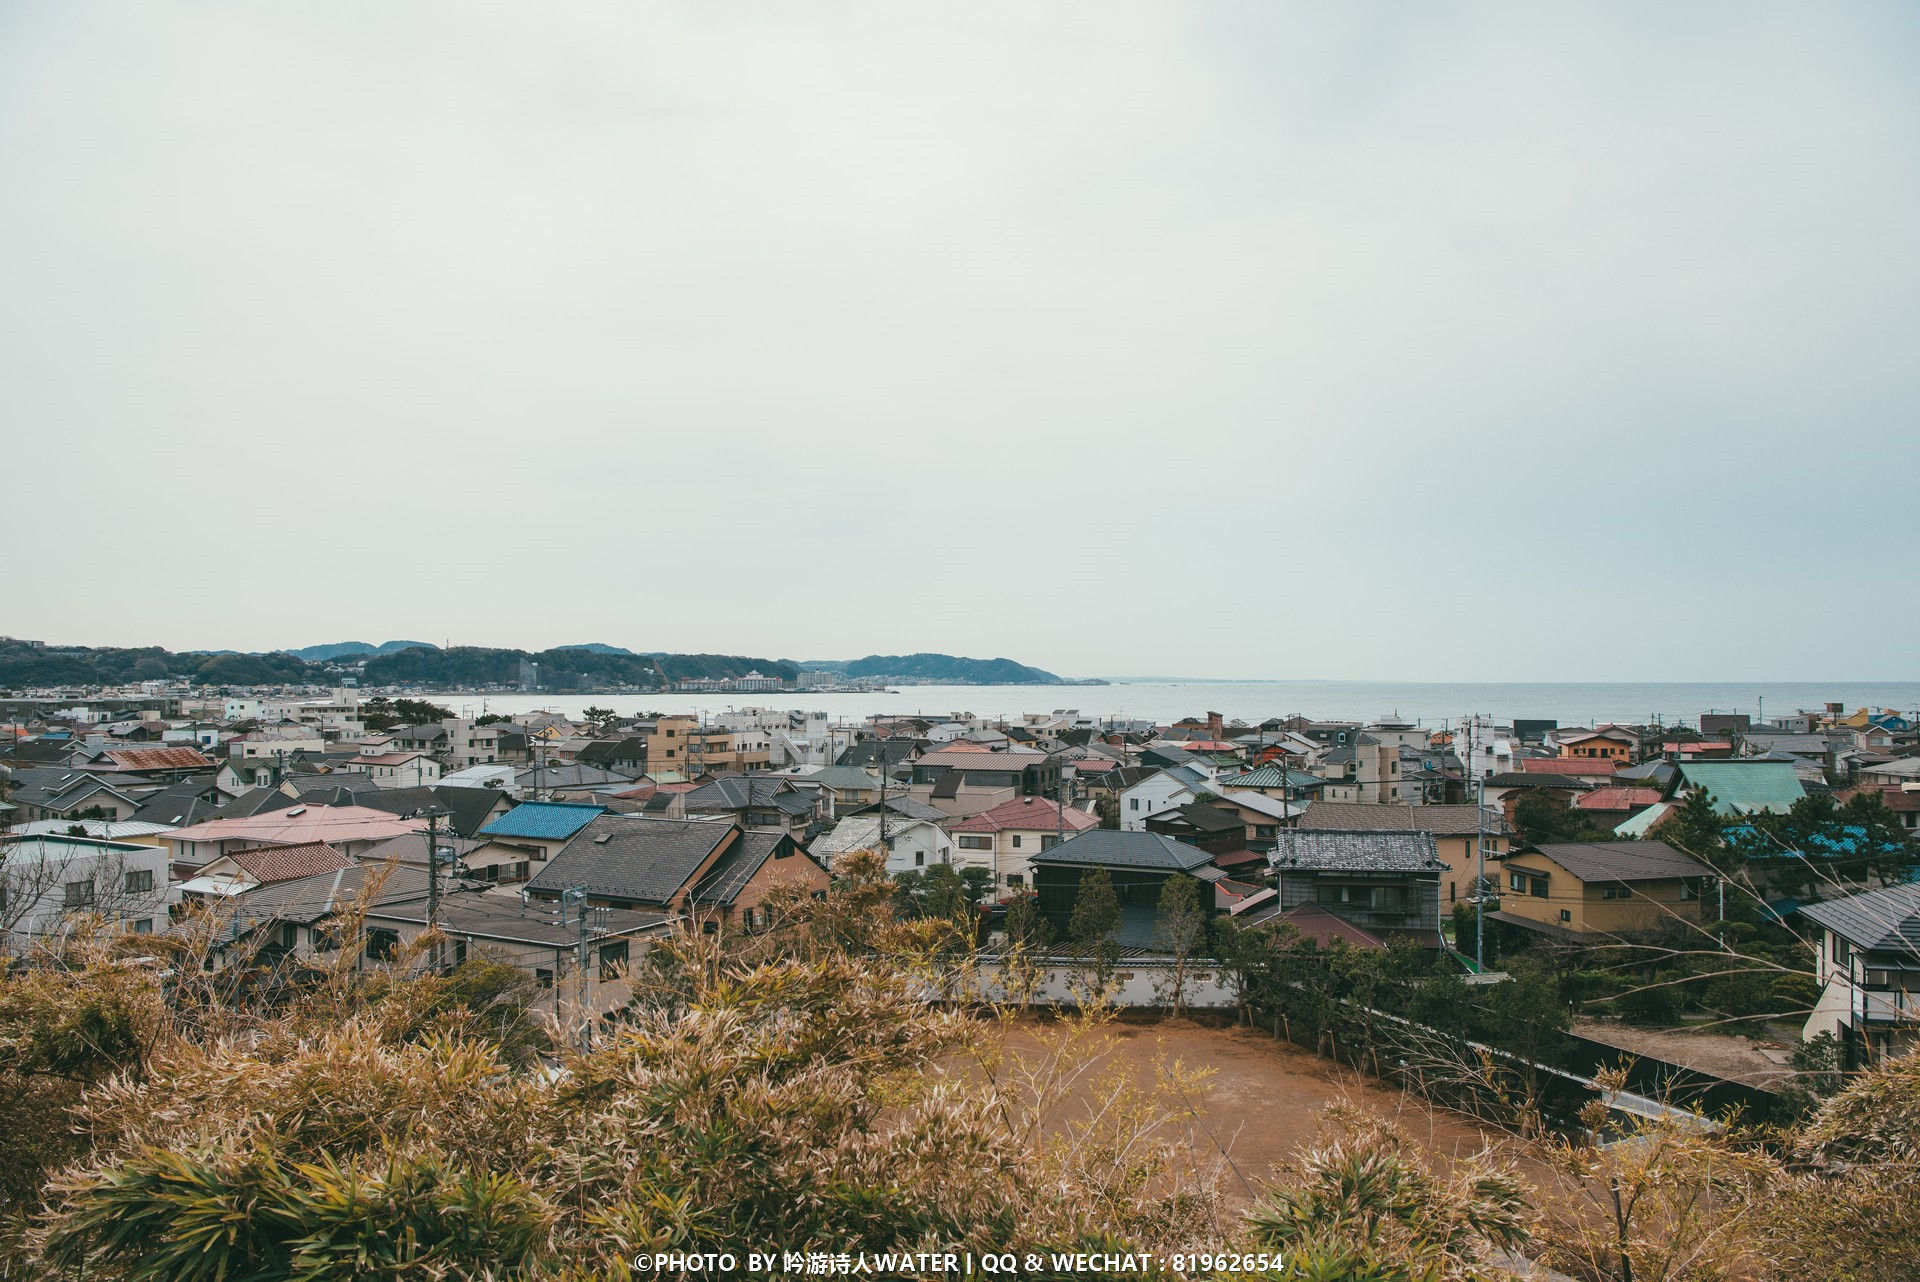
811,814,953,877
1119,767,1206,831
946,795,1098,892
346,751,443,789
1,834,175,947
1800,882,1920,1066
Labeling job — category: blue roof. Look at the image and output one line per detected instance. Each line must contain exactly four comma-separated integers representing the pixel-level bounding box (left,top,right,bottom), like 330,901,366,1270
478,800,607,841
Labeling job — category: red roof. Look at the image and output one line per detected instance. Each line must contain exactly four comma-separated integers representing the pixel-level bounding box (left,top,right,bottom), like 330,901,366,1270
1277,903,1386,950
229,842,352,883
103,747,214,771
949,796,1098,834
1574,786,1664,812
1210,848,1267,868
1519,758,1617,777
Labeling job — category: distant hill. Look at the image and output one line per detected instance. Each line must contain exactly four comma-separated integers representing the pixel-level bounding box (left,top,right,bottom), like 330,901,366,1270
551,643,637,656
281,640,439,662
795,653,1065,685
361,646,796,691
0,638,791,693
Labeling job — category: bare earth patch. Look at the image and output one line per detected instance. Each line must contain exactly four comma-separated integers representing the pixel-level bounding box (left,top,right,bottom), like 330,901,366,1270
1003,1014,1538,1208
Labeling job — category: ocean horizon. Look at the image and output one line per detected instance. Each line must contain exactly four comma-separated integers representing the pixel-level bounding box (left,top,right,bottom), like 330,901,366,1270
408,678,1920,730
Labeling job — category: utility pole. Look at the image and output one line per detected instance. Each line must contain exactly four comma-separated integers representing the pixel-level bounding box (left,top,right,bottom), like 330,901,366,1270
417,803,447,973
875,737,890,857
562,886,592,1053
1467,717,1487,973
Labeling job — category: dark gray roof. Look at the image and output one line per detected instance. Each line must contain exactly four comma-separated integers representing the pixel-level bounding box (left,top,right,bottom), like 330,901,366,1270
128,779,222,827
515,763,637,789
1527,840,1709,883
852,795,947,823
527,815,736,905
1299,801,1508,836
225,863,433,930
368,890,669,947
688,830,813,907
1799,883,1920,955
685,776,814,816
1482,772,1589,791
349,785,505,837
1031,829,1216,872
210,786,302,820
1147,803,1245,834
836,739,920,771
1269,830,1443,873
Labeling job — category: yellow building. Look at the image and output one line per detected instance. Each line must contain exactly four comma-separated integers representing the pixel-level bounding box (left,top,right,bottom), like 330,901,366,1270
1491,840,1712,936
1555,727,1637,763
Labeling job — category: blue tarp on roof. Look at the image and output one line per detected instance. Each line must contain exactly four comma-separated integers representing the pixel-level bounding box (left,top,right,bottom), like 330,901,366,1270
478,800,607,841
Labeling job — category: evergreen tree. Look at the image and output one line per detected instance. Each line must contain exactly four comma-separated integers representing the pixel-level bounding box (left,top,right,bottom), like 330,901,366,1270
1068,867,1122,997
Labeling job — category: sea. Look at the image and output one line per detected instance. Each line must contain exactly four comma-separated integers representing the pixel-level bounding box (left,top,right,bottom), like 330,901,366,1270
409,680,1920,732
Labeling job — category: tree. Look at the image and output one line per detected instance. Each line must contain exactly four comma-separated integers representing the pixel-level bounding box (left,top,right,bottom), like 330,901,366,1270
1068,867,1122,999
1094,794,1121,830
1150,874,1206,1016
360,697,454,733
1513,792,1615,846
1649,788,1725,866
1001,892,1052,1005
582,705,614,724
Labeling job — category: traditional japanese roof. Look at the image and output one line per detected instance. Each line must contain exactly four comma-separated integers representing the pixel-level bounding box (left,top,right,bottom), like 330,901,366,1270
1268,830,1443,873
683,776,815,816
1298,802,1507,836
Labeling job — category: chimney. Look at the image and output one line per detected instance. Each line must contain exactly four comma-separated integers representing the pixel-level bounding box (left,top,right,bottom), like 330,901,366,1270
1207,711,1223,737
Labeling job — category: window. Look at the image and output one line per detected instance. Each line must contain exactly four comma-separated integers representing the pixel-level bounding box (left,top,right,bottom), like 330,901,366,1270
536,968,554,989
1011,836,1022,849
1007,874,1024,886
1041,835,1059,850
914,851,926,867
1602,887,1620,900
599,941,629,980
132,918,152,935
125,868,154,894
64,879,95,907
1129,798,1140,811
958,835,992,851
1509,872,1527,893
281,923,298,949
1833,935,1852,967
1559,909,1572,923
1530,876,1549,898
365,928,399,961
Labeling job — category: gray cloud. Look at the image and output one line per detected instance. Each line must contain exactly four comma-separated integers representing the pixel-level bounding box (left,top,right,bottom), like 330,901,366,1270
2,2,1914,678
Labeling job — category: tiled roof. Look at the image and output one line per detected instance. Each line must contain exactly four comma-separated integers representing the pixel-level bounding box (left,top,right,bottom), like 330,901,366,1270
1268,830,1442,873
949,796,1097,834
1519,759,1617,777
1298,802,1507,836
369,892,669,948
1029,830,1215,872
684,776,814,816
1525,840,1709,883
229,842,353,883
477,800,607,841
1217,765,1322,790
527,815,735,904
1574,786,1664,811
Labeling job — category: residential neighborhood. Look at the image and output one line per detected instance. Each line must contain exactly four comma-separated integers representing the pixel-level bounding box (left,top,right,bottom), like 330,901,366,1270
7,680,1917,1080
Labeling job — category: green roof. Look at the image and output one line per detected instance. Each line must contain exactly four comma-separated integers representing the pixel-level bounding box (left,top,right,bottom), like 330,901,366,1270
1675,762,1805,816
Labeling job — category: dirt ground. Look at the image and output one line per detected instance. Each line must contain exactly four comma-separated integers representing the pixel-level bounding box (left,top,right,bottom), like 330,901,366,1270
1002,1014,1538,1207
1571,1018,1796,1090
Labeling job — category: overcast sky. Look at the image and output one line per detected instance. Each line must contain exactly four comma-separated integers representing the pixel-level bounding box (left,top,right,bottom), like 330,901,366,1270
2,3,1915,681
